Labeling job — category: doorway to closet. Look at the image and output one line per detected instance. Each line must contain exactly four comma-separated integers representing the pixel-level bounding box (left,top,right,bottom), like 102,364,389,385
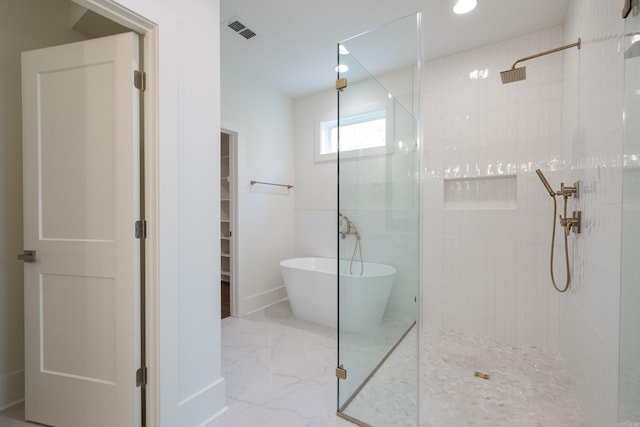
220,130,236,318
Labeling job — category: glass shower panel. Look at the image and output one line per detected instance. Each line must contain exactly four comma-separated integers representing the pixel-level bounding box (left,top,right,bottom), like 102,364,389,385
336,13,420,427
619,5,640,424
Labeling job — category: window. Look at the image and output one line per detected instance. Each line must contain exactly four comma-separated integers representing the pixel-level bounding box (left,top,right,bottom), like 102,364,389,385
316,110,386,161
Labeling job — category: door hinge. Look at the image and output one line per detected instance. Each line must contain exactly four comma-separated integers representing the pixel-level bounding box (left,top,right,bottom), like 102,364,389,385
135,220,147,239
134,70,146,91
336,364,347,380
336,78,347,91
136,366,148,387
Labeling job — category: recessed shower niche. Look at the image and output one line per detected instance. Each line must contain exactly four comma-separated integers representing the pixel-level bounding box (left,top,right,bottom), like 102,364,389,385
444,175,517,209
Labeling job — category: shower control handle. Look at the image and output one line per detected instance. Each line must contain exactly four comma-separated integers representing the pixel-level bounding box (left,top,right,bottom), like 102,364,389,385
558,181,580,199
560,210,581,235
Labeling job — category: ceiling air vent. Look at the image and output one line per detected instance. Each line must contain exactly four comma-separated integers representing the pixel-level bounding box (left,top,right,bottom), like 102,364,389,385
227,20,245,32
239,29,256,40
226,17,256,40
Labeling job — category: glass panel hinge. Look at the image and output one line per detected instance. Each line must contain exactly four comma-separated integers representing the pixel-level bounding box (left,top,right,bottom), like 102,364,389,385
336,365,347,380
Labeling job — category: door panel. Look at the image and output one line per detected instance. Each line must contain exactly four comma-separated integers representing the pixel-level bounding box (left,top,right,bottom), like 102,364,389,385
21,32,141,427
39,61,116,241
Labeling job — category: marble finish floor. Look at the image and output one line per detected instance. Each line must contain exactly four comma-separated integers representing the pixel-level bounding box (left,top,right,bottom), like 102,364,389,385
342,327,418,426
0,404,34,427
209,301,353,427
0,300,586,427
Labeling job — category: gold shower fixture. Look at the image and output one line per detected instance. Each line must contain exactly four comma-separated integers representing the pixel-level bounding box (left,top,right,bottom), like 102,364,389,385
535,169,581,293
501,38,582,84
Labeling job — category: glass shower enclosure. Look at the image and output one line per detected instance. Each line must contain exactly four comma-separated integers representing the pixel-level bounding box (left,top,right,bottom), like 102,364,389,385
619,3,640,424
335,13,421,426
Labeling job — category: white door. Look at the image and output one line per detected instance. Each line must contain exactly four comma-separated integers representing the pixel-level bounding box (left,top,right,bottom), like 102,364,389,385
21,32,141,427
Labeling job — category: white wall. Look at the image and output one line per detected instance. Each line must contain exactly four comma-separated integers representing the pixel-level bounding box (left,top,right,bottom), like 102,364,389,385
422,26,565,351
293,67,417,259
0,0,89,411
561,1,624,425
171,1,225,423
293,88,337,258
294,68,419,323
55,0,226,424
221,61,295,315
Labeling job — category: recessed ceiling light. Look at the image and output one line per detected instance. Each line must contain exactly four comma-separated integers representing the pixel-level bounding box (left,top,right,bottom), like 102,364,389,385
335,64,349,73
453,0,477,14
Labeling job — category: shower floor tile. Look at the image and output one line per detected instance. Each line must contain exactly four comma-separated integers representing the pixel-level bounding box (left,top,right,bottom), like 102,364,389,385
344,324,586,426
350,327,585,427
420,326,586,427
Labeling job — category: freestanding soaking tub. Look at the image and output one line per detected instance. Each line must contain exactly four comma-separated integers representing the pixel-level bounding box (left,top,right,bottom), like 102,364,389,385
279,257,396,332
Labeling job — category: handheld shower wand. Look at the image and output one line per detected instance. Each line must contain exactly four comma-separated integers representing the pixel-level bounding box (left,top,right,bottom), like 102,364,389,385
535,169,581,293
535,169,555,197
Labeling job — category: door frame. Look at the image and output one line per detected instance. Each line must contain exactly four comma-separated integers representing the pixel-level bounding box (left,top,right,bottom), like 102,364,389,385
220,125,239,317
69,1,172,425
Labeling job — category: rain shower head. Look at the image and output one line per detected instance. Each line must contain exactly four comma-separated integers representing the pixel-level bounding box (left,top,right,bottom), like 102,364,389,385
500,66,526,84
500,38,581,85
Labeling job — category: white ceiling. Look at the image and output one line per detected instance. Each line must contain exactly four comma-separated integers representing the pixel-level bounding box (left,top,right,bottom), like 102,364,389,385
220,0,570,98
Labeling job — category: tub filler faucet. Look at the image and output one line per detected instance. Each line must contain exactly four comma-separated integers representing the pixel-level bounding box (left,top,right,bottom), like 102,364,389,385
338,213,363,275
339,213,360,240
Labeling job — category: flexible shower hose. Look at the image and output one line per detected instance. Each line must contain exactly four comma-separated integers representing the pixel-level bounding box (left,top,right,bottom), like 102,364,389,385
548,195,571,293
349,236,364,276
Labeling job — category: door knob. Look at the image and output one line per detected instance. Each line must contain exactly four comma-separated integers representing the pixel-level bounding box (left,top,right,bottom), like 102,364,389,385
17,250,36,263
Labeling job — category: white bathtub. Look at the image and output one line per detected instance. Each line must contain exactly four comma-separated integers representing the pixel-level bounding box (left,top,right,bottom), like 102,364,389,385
279,257,396,332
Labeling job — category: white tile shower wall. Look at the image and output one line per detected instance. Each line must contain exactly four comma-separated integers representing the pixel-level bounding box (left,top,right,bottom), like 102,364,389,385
619,26,640,422
423,26,566,351
561,1,624,426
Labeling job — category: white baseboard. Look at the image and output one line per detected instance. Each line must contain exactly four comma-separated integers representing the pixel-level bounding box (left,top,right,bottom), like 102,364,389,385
0,370,24,411
242,285,288,316
178,377,226,426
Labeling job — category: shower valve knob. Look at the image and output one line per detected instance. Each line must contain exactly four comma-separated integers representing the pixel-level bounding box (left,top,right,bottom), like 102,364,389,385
560,211,582,234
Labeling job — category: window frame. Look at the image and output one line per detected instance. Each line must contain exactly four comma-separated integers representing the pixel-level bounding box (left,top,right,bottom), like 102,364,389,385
315,109,387,162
